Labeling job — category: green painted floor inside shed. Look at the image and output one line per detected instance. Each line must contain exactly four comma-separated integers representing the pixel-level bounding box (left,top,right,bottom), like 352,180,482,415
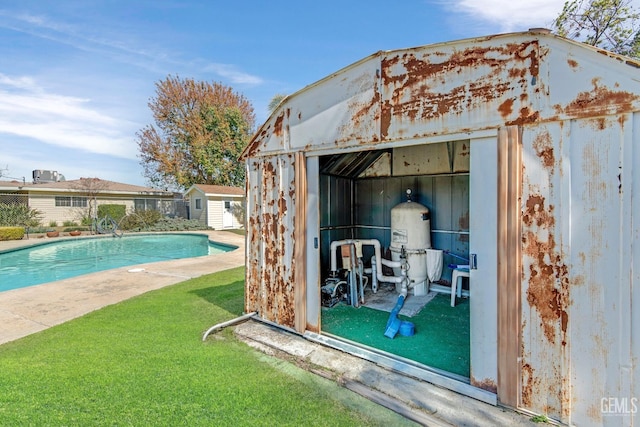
321,293,470,377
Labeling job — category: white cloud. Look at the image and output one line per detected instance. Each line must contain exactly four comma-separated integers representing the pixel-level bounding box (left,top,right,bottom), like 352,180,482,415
203,63,264,85
445,0,640,33
445,0,564,32
0,73,138,159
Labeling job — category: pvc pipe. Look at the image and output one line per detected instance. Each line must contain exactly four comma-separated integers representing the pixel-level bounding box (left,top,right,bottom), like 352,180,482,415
364,264,378,293
202,312,257,341
370,256,405,284
357,259,365,304
330,239,405,285
349,244,358,307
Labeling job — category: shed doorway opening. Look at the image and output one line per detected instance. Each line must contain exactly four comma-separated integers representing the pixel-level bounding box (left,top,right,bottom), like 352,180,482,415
317,140,472,379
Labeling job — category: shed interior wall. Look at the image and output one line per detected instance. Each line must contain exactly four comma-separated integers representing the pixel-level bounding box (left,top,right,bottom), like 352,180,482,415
319,142,470,284
317,141,475,383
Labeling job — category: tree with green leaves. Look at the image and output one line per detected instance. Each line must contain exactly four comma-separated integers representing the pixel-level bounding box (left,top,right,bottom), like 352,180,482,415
136,76,255,190
553,0,640,58
268,93,286,113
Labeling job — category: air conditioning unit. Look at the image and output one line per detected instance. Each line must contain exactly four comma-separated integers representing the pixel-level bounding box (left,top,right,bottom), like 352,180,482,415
32,170,59,183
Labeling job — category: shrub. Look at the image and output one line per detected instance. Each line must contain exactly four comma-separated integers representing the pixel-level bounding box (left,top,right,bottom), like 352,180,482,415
140,217,209,232
98,204,126,222
0,203,42,227
28,226,48,234
63,220,77,227
48,221,58,227
119,209,162,231
0,226,25,241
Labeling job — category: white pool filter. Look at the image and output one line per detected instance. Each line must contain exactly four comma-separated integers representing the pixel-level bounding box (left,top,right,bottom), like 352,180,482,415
389,189,435,296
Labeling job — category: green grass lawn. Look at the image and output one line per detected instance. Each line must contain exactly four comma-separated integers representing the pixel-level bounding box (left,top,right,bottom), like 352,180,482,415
0,267,414,426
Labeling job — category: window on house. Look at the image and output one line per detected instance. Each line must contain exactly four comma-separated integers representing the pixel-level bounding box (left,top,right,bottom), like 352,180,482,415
134,198,159,211
56,196,87,207
195,198,202,210
72,197,87,207
55,196,71,207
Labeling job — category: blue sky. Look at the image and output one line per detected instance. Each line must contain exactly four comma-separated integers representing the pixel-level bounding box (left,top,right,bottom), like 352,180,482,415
0,0,577,187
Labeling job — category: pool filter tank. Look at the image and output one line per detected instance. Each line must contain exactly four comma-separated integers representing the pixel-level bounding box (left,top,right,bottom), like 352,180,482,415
390,189,431,295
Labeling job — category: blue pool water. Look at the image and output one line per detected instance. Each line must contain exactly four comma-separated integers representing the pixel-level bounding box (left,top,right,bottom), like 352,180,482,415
0,234,236,292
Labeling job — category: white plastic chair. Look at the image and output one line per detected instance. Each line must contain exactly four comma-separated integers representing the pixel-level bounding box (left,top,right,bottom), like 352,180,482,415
451,266,469,307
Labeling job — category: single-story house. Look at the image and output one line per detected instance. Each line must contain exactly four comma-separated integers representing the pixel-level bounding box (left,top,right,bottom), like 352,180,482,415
184,184,244,229
0,178,176,226
240,29,640,426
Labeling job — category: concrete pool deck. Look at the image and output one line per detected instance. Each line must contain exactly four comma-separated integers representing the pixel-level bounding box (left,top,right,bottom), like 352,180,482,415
0,230,245,345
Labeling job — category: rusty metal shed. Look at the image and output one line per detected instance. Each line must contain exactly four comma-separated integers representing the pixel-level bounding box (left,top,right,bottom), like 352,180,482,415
240,29,640,425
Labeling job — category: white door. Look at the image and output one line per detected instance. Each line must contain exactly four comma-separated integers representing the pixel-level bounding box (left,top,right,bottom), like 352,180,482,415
469,135,498,388
306,156,320,331
223,200,233,228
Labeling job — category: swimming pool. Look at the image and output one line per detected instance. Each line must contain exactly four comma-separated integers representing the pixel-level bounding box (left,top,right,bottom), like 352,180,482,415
0,234,236,292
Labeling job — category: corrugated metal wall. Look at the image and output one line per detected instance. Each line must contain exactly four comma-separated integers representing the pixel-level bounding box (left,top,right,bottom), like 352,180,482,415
245,154,297,328
521,115,640,424
319,174,353,268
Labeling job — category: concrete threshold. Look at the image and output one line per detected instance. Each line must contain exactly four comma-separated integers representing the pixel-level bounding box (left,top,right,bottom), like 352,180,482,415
234,320,538,427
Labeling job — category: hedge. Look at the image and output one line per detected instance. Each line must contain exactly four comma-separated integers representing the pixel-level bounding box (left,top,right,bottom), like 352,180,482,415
0,226,25,241
97,204,126,222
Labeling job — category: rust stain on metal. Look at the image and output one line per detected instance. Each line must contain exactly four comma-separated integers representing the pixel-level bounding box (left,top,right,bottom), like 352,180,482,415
470,376,497,394
521,363,536,406
522,194,554,228
532,130,554,169
522,193,569,345
459,142,470,157
273,110,285,137
381,42,540,81
381,99,392,139
458,210,469,229
560,373,572,420
592,117,608,130
555,79,639,117
618,114,628,127
244,156,297,328
352,89,380,129
508,67,527,79
498,98,514,118
567,59,578,69
243,124,272,159
586,403,602,421
380,42,539,139
505,106,540,126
